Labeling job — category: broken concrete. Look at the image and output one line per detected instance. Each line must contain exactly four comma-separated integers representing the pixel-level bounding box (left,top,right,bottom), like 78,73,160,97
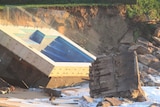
154,27,160,38
139,62,159,75
138,54,159,66
0,78,15,94
97,97,123,107
129,45,153,54
128,36,160,87
155,50,160,59
153,36,160,45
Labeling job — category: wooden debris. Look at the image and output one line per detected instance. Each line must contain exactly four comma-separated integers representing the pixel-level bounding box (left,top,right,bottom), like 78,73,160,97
155,50,160,59
138,54,159,66
0,86,15,94
149,61,160,71
89,51,146,101
82,96,93,103
137,39,159,51
154,27,160,38
39,86,61,97
129,45,152,55
97,97,122,107
104,97,122,106
0,78,15,94
153,36,160,45
97,101,112,107
44,88,61,97
0,78,10,87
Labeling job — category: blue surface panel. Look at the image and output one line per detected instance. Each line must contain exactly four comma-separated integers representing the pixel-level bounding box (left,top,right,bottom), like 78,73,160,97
30,30,45,44
41,36,94,62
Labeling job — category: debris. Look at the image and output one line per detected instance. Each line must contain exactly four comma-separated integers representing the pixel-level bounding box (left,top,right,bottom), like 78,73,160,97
146,67,158,75
153,36,160,45
0,78,10,87
39,86,62,97
138,54,159,65
138,63,159,75
149,103,160,107
0,86,15,94
149,61,160,71
89,51,147,101
0,78,15,94
104,97,122,106
97,97,122,107
82,95,94,103
22,80,29,89
148,75,160,85
137,39,158,51
155,50,160,59
49,96,56,101
136,45,153,54
50,99,79,105
96,101,112,107
154,27,160,38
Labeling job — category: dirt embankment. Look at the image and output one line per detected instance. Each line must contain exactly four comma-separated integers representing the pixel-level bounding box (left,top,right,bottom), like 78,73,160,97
0,6,130,55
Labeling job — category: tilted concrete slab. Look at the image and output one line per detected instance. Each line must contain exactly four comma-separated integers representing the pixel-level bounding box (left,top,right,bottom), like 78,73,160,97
0,25,96,79
0,30,55,76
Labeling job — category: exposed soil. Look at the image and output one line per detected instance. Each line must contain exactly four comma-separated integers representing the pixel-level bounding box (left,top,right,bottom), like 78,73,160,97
0,6,130,56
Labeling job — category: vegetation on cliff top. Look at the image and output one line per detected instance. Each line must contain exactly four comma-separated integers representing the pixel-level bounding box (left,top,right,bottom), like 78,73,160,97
126,0,160,21
0,0,159,21
126,0,159,40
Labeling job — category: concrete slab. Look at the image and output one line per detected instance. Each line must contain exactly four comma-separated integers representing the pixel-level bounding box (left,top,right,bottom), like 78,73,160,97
0,25,96,88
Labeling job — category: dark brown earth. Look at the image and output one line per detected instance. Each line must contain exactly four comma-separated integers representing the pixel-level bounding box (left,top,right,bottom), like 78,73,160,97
0,6,130,56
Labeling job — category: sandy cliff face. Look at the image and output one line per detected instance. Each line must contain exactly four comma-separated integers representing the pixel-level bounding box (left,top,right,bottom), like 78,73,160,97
0,6,129,55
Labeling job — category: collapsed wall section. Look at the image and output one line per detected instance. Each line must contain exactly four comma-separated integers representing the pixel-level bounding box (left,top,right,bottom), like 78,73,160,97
89,51,146,100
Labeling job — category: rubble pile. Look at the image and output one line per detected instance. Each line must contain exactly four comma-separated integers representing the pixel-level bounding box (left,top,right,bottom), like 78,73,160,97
129,37,160,86
96,97,123,107
0,78,15,94
88,27,160,106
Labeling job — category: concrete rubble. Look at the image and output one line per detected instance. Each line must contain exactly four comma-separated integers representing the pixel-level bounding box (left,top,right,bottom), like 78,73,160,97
0,78,15,94
96,97,123,107
87,32,160,106
130,37,160,87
